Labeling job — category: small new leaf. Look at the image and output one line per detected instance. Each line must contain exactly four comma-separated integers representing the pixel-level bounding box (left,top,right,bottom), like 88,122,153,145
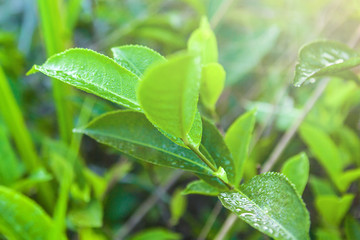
137,52,201,145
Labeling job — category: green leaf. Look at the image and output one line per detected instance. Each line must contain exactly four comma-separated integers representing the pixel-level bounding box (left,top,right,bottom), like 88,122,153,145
0,125,23,185
219,172,310,240
27,48,141,110
315,229,342,240
345,216,360,240
315,194,354,227
281,153,309,195
200,63,225,112
294,40,360,87
137,52,201,145
225,109,256,186
188,16,218,64
299,123,342,190
111,45,165,77
170,188,187,226
0,186,64,240
182,180,220,196
77,110,213,175
12,169,53,192
309,176,336,197
68,200,103,228
129,228,181,240
338,168,360,193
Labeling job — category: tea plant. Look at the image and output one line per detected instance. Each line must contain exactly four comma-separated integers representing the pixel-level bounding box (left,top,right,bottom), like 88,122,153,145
1,1,360,239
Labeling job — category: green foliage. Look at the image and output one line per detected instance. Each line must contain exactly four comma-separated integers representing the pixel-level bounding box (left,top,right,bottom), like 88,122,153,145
129,228,181,240
281,153,309,195
170,188,187,226
28,49,141,110
137,52,201,146
315,194,354,227
294,40,360,86
5,2,360,239
225,109,256,186
111,45,165,77
219,173,310,240
0,186,64,240
77,110,212,175
182,180,220,196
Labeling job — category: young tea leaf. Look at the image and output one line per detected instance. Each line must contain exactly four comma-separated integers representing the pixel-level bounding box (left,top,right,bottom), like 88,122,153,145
294,40,360,86
111,45,165,77
219,172,310,240
225,109,256,186
170,189,187,226
28,48,141,110
137,52,201,145
200,63,225,112
182,180,220,196
281,152,309,195
77,110,212,175
0,186,65,240
315,194,354,227
299,123,343,190
188,16,218,64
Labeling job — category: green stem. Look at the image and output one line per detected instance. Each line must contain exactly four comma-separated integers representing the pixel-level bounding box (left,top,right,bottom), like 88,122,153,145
0,66,54,210
37,0,73,144
186,143,234,190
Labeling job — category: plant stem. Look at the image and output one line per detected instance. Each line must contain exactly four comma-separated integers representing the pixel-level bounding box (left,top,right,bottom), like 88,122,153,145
187,143,218,172
37,0,73,144
186,143,234,190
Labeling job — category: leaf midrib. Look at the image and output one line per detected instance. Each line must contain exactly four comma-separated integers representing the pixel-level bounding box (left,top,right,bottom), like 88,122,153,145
83,129,212,174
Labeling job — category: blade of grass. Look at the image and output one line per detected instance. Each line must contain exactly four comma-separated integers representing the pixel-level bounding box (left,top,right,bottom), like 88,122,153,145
37,0,74,144
0,66,54,211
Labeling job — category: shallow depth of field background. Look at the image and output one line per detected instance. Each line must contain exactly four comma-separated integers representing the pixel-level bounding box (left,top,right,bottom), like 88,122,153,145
1,0,360,239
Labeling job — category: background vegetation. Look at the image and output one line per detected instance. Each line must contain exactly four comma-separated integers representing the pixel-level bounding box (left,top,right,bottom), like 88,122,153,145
0,0,360,239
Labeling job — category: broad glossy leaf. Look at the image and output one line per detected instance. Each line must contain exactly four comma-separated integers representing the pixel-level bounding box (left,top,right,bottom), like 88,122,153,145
299,124,342,190
170,188,187,226
200,63,225,112
294,40,360,86
0,186,64,240
28,48,141,110
219,172,310,240
281,153,309,195
182,180,220,196
111,45,165,77
129,228,181,240
315,194,354,227
77,110,212,175
188,17,218,64
225,109,256,186
137,52,201,145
